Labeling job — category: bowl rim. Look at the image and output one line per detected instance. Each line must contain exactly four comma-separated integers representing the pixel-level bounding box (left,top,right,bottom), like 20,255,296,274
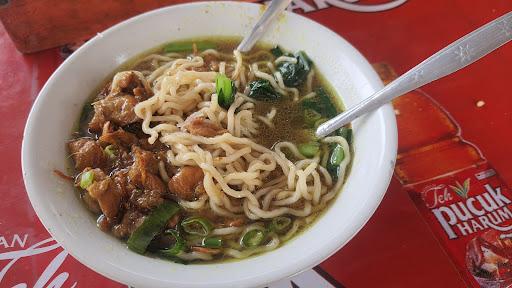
22,2,397,287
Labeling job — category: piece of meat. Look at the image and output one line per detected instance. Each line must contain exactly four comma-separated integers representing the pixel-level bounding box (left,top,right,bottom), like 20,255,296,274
203,54,219,72
131,146,159,174
83,168,122,220
82,193,101,214
129,189,164,211
96,214,111,232
111,169,134,198
168,166,204,201
112,71,152,101
88,94,139,132
97,81,112,100
144,173,167,193
99,122,138,148
112,209,146,239
138,137,165,151
183,117,226,137
87,178,121,219
226,218,245,227
68,138,107,171
128,146,166,193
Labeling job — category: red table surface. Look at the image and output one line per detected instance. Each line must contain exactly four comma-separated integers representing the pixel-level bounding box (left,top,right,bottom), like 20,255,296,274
1,1,511,287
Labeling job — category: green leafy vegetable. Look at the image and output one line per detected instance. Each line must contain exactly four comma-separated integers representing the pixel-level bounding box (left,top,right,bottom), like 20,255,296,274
271,46,284,57
216,74,236,109
269,217,292,233
163,41,216,53
181,216,213,236
302,88,337,119
80,170,94,189
104,145,118,159
158,229,185,256
202,236,223,248
248,79,282,101
277,51,312,87
127,201,181,254
240,229,266,248
298,142,320,158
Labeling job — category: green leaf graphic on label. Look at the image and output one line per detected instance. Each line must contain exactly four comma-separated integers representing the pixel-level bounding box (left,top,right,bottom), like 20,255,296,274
449,178,470,199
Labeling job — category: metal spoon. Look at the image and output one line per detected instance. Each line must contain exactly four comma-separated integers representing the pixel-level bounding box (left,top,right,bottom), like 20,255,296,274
237,0,292,52
316,11,512,138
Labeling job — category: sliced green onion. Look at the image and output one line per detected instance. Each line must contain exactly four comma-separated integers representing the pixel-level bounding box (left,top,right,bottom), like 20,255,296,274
216,74,235,109
338,127,353,145
269,217,292,233
240,229,266,248
202,236,223,248
80,170,94,189
158,229,185,256
163,41,216,53
327,144,345,179
303,108,322,127
181,216,213,236
298,142,320,158
104,145,117,159
330,144,345,166
127,201,180,254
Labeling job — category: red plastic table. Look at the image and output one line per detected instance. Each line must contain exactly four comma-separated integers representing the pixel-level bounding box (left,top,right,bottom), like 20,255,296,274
1,1,511,287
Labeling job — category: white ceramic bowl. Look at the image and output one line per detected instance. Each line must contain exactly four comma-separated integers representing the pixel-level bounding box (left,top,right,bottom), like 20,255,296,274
22,2,397,288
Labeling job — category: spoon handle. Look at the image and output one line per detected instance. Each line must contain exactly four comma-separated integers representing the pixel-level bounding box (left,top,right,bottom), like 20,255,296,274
237,0,292,53
316,11,512,138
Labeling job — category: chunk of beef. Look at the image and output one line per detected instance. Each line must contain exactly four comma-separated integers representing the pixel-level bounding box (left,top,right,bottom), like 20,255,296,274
97,214,111,232
112,209,146,239
83,168,122,220
225,218,245,227
82,193,101,214
138,137,166,151
88,95,139,132
97,81,112,100
129,189,164,211
144,173,167,193
203,54,219,72
128,146,166,193
112,71,152,101
111,169,134,199
168,166,204,201
129,146,158,175
183,117,226,137
68,138,107,171
99,122,138,148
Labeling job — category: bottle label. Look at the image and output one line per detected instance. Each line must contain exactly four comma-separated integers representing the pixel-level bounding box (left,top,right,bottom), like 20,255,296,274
405,162,512,287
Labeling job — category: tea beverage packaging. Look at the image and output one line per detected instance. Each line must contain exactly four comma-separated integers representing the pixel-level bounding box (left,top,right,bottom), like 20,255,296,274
374,63,512,287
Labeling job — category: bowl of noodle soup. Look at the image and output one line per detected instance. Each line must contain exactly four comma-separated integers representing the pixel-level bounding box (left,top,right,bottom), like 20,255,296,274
22,2,397,288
